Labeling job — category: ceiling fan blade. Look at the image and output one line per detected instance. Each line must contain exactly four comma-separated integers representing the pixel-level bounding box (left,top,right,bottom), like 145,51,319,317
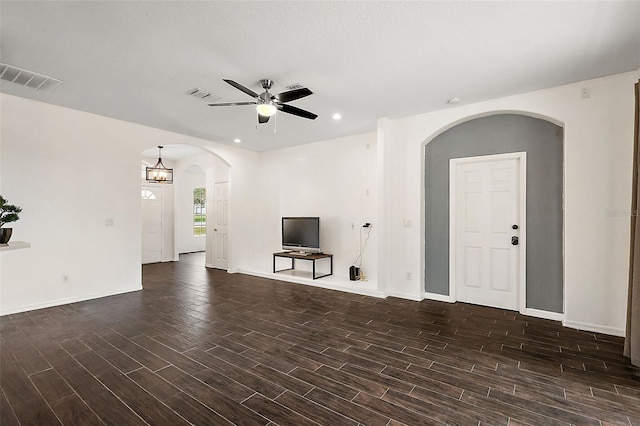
277,104,318,120
223,79,259,98
275,87,313,103
258,114,270,124
208,101,256,107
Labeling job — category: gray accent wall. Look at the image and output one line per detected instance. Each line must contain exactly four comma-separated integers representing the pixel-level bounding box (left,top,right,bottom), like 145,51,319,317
424,114,563,313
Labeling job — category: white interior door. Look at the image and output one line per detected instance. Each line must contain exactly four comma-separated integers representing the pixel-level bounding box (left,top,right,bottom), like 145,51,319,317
212,182,229,269
450,153,525,311
141,185,162,264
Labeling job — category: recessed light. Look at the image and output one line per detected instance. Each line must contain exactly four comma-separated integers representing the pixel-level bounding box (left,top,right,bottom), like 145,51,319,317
332,113,342,120
447,97,461,104
233,138,241,143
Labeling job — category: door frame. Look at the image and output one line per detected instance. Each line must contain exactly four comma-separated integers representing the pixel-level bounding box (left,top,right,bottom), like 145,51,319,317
449,151,527,313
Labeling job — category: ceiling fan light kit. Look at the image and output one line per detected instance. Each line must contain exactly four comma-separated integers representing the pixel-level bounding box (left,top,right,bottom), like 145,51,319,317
209,78,317,124
146,145,173,184
256,99,277,117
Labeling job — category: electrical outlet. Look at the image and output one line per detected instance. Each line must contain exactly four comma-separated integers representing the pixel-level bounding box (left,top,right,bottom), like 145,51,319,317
581,87,590,99
61,274,70,284
406,272,412,280
105,218,114,226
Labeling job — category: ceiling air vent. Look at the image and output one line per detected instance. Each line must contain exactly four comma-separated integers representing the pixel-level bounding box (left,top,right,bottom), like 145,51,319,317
0,63,62,90
285,83,304,90
187,88,221,102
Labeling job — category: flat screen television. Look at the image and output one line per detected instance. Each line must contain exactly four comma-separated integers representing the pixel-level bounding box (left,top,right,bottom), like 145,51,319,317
282,217,320,253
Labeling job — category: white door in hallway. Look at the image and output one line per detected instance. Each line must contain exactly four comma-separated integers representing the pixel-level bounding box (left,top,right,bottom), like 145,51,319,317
141,185,162,264
450,153,526,311
212,182,229,270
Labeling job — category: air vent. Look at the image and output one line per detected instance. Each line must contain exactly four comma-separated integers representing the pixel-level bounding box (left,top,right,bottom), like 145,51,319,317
187,88,221,102
0,63,62,90
285,83,304,90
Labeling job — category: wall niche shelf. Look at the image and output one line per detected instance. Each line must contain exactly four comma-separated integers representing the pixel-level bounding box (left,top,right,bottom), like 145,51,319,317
0,241,31,252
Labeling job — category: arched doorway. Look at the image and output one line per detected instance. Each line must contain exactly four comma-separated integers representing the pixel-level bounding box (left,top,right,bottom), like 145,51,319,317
140,144,230,270
423,113,564,315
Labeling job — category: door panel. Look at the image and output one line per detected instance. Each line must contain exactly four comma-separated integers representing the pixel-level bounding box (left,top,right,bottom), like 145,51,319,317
213,182,229,270
141,186,162,264
464,247,482,287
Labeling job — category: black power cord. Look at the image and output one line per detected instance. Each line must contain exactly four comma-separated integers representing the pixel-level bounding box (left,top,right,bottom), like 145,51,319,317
351,223,372,279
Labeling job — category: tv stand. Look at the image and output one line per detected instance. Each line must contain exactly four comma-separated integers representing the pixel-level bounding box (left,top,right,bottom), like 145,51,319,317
273,251,333,280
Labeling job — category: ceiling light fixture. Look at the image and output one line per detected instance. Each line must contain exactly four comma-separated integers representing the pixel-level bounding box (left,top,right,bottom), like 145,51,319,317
256,98,277,117
447,97,461,104
146,146,173,184
233,138,241,143
332,113,342,120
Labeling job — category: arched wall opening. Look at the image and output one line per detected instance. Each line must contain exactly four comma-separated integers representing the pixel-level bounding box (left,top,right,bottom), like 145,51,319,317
140,144,231,271
423,113,564,314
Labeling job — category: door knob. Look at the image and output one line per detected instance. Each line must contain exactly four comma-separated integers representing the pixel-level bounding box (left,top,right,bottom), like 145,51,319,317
512,224,519,230
511,236,519,246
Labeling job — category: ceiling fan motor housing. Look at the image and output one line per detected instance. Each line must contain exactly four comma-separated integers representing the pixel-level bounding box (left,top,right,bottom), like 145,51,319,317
258,92,273,103
259,79,273,90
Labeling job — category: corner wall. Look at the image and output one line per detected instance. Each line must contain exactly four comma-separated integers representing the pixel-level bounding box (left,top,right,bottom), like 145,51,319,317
241,132,381,296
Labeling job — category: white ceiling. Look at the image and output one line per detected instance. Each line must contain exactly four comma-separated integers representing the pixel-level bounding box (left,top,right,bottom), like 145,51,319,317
141,144,209,161
1,1,639,153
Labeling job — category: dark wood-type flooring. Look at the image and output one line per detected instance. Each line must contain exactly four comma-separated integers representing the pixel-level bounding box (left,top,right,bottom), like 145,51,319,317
2,253,639,425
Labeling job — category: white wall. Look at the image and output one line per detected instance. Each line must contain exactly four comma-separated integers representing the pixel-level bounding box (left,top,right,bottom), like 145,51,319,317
378,70,638,335
175,167,206,254
241,132,381,296
0,97,143,313
0,93,258,315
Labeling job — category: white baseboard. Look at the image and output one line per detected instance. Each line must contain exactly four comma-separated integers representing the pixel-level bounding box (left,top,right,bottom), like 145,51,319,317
387,291,423,301
238,269,386,299
423,292,456,303
563,320,625,337
0,286,143,316
521,308,564,322
422,295,569,324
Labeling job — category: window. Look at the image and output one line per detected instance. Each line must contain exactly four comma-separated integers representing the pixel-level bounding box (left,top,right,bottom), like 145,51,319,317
141,189,157,200
193,188,206,236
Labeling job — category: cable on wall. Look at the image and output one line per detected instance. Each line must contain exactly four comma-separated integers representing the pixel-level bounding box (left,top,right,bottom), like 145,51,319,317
350,223,372,280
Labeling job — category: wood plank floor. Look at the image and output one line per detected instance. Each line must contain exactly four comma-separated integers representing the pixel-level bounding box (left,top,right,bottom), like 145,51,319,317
1,253,639,425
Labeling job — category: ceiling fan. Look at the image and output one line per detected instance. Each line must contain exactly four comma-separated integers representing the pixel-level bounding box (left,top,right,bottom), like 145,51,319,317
208,79,317,123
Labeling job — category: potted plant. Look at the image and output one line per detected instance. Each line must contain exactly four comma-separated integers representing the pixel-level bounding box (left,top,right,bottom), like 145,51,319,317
0,195,22,245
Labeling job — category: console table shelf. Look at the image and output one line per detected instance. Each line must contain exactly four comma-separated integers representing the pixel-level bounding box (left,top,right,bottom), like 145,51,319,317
273,251,333,280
